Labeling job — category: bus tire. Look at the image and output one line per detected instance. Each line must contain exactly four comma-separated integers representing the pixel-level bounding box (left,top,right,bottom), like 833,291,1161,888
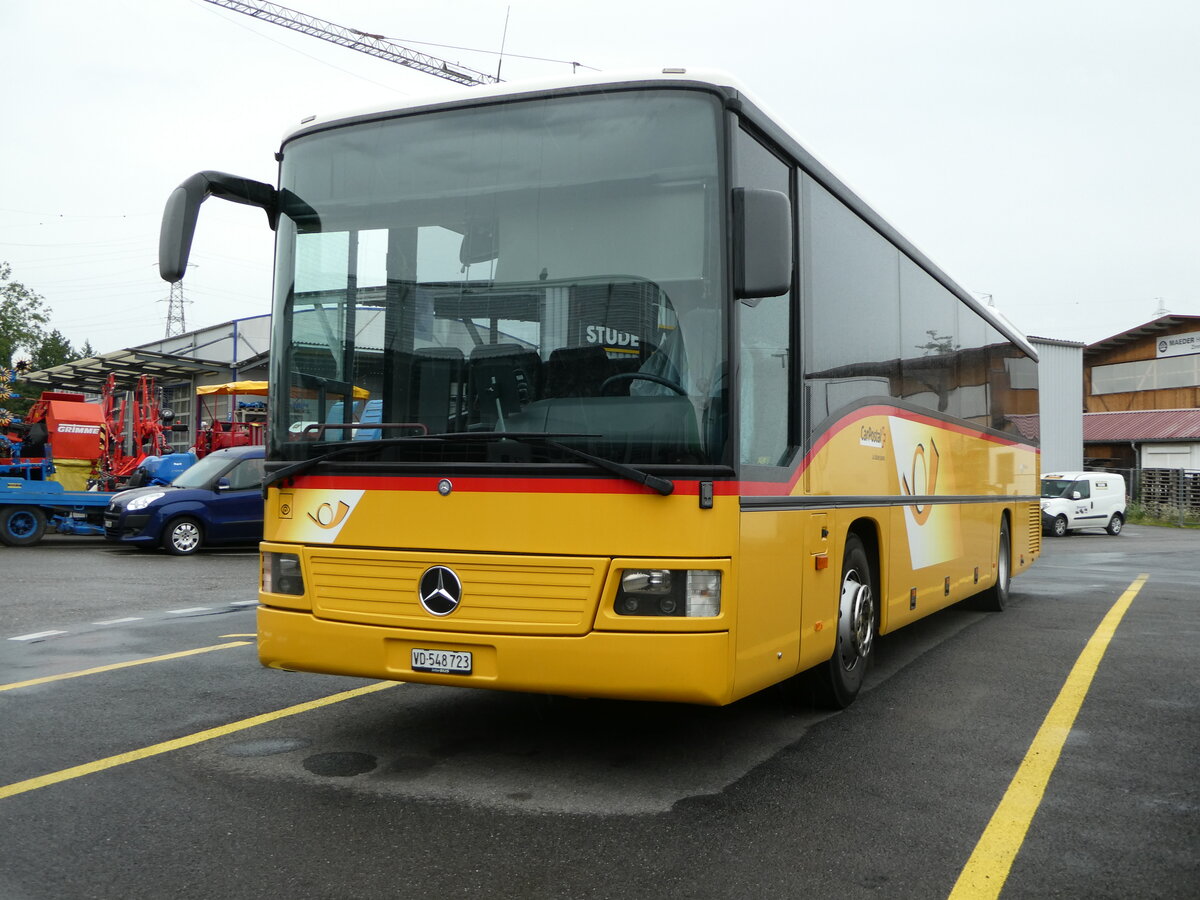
976,518,1011,612
163,517,203,555
1051,514,1069,537
817,534,877,709
0,506,47,547
1106,513,1124,535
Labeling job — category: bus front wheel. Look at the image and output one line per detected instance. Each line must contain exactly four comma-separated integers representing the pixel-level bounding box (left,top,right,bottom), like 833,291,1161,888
817,534,877,709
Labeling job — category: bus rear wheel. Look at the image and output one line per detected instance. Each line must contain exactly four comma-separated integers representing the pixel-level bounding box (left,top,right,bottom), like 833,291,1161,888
976,518,1011,612
817,534,877,709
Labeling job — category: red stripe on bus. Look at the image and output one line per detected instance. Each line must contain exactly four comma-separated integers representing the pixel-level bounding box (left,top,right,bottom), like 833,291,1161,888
283,406,1035,497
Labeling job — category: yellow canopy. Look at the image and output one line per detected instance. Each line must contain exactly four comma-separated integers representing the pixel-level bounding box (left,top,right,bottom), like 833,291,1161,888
196,380,270,397
196,381,369,400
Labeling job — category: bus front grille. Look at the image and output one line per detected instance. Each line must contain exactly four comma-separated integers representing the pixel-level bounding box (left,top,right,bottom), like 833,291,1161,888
306,549,607,636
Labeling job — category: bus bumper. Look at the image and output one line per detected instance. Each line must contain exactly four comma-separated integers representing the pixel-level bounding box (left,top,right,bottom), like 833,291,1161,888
257,605,734,706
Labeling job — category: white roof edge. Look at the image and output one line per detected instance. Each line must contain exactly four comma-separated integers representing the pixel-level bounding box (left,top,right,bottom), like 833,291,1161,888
1028,335,1087,348
280,67,749,142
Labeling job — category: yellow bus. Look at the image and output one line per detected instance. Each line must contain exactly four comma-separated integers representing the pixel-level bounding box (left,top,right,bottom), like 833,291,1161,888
159,69,1040,708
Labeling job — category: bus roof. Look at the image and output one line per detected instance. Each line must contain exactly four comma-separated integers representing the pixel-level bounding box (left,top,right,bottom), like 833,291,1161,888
279,68,1036,361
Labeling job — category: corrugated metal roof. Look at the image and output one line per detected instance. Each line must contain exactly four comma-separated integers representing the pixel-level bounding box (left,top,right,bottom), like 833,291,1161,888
1084,409,1200,441
1086,315,1200,355
20,349,225,393
1010,409,1200,442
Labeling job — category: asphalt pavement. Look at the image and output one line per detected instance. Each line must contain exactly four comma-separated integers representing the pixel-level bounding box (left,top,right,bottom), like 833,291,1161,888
0,526,1196,899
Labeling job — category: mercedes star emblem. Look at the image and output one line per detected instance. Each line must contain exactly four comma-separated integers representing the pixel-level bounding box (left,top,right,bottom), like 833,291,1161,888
418,566,463,616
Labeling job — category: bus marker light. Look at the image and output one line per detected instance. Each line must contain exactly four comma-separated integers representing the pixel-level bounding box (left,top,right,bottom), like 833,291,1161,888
685,571,721,617
815,555,829,570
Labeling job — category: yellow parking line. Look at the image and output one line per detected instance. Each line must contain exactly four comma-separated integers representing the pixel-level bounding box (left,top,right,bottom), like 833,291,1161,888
0,641,253,693
949,574,1149,899
0,681,398,801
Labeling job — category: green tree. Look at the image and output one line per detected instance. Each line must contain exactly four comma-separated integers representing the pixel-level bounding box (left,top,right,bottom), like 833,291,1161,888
31,329,77,370
0,262,50,369
78,339,97,359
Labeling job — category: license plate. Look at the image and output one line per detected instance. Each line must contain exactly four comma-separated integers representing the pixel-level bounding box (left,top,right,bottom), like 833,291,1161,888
411,647,472,675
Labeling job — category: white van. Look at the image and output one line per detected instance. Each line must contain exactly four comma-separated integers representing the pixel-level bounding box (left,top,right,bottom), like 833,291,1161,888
1041,472,1127,537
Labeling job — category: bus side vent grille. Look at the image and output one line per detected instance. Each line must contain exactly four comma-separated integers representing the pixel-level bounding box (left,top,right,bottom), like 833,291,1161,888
1027,502,1041,555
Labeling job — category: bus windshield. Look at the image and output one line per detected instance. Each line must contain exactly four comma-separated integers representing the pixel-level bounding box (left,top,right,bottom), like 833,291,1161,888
269,90,727,467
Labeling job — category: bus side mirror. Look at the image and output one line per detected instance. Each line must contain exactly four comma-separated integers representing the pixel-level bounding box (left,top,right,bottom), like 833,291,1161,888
159,171,279,282
459,221,499,265
732,187,792,300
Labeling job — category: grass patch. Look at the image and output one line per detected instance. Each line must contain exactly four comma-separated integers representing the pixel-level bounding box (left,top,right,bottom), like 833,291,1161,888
1126,499,1200,528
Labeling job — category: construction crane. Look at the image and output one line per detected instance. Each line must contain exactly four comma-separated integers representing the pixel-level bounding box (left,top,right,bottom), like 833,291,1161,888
202,0,500,87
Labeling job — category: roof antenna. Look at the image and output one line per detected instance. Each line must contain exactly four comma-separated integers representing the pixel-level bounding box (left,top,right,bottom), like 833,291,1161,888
496,6,511,81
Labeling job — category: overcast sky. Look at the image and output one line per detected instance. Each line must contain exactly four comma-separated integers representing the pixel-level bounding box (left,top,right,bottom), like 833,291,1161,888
2,0,1197,356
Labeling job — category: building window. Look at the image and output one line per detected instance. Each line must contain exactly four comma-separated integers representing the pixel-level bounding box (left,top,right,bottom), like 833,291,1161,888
1092,355,1200,395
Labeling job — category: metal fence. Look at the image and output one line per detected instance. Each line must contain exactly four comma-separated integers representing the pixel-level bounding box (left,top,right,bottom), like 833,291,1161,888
1087,466,1200,517
1138,468,1200,516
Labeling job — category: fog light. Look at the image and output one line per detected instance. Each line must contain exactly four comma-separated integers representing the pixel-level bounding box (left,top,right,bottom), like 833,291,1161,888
615,568,722,617
262,551,304,596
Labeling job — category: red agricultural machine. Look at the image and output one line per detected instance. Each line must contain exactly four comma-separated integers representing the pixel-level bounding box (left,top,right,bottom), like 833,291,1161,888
94,374,175,490
191,381,267,458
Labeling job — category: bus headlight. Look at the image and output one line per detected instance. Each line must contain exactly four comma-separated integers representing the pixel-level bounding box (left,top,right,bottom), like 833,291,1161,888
615,569,721,617
262,551,304,596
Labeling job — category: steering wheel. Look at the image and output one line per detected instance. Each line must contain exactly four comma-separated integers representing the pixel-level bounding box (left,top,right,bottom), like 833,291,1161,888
599,372,687,396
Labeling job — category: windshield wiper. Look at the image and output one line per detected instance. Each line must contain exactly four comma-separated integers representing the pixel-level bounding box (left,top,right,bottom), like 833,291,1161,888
262,432,674,497
432,432,675,496
261,437,420,496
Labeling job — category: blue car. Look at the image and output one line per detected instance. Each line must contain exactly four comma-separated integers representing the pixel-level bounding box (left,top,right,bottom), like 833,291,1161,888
104,445,265,555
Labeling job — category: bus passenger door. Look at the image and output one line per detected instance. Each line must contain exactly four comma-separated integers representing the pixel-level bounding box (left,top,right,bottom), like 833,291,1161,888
730,123,805,700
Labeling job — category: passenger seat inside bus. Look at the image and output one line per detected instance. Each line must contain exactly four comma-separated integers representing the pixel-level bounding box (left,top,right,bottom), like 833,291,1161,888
468,343,540,428
410,347,465,434
542,345,613,398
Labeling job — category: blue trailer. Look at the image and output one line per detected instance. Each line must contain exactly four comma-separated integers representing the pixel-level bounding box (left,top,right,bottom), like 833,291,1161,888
0,453,195,546
0,462,113,546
